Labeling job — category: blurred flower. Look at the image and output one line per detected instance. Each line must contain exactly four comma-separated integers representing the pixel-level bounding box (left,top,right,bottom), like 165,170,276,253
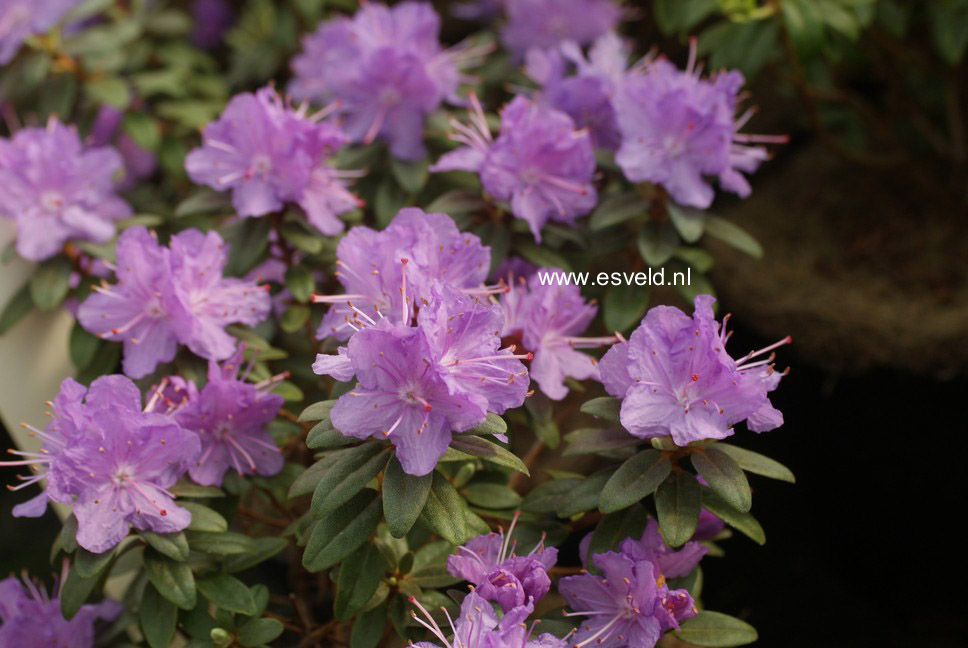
501,0,621,61
0,572,120,648
171,347,285,486
290,1,485,161
498,264,615,400
186,86,361,235
0,0,80,65
452,0,503,20
614,48,785,208
191,0,233,49
0,117,131,261
447,512,558,612
3,375,199,553
88,106,157,191
598,295,789,446
431,95,597,242
410,591,567,648
77,227,270,379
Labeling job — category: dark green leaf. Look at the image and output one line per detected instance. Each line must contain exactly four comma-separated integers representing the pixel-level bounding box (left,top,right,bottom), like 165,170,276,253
667,203,707,243
298,400,336,422
521,478,583,514
603,283,649,333
74,546,115,579
463,483,523,509
180,502,229,533
383,455,432,538
186,531,256,556
448,435,529,475
122,113,162,152
517,243,572,272
311,443,390,519
280,304,311,333
563,427,640,457
580,397,622,423
391,156,430,194
557,471,612,518
585,505,649,565
335,544,386,620
655,471,701,547
69,322,100,370
175,188,232,217
691,447,752,512
289,452,345,498
425,190,487,216
85,76,130,109
59,562,99,620
700,489,766,545
0,281,33,335
418,472,470,545
673,610,758,646
141,531,190,562
307,423,355,449
196,574,257,616
170,482,225,498
30,256,72,310
406,541,459,588
224,537,290,573
144,548,196,610
715,444,795,483
464,413,508,437
59,515,79,554
589,193,648,231
141,583,177,648
703,216,762,258
600,449,672,513
303,489,382,572
238,618,284,647
285,265,315,303
637,220,679,267
351,601,387,648
222,218,271,276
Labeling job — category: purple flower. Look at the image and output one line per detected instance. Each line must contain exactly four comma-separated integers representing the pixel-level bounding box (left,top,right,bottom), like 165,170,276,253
0,0,80,65
431,95,597,242
77,227,270,379
290,2,481,161
191,0,234,49
501,0,621,61
410,591,567,648
559,551,697,648
447,513,558,613
498,265,616,400
313,208,490,341
692,509,726,542
620,520,706,579
526,33,632,150
313,278,529,476
614,48,786,209
0,118,131,261
3,375,200,553
598,295,789,446
171,348,284,487
452,0,503,20
185,86,361,235
0,573,121,648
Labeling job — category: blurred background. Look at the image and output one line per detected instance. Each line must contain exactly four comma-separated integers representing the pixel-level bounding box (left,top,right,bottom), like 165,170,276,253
2,1,967,646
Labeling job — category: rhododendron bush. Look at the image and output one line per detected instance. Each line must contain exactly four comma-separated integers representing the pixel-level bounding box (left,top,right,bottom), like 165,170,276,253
1,2,812,647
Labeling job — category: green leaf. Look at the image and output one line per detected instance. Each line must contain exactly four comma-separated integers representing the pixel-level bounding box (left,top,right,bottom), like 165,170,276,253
69,321,100,369
666,203,707,243
74,546,115,579
637,220,679,267
238,618,285,647
222,217,271,276
285,265,315,304
406,541,459,588
600,449,672,513
715,444,795,483
85,76,130,109
521,478,583,514
290,452,344,498
181,502,229,533
691,447,752,512
175,188,232,217
418,472,470,545
448,435,529,475
392,156,430,194
563,427,640,457
383,454,432,538
224,537,290,574
464,413,508,437
585,505,649,565
425,190,487,216
463,483,523,509
375,178,407,228
700,489,766,545
580,397,622,423
557,471,612,518
781,0,825,56
603,282,649,333
141,531,190,562
311,443,391,519
929,0,968,65
517,243,572,272
122,113,162,152
280,304,311,333
170,482,225,498
144,548,196,610
0,281,33,335
303,489,382,572
675,247,715,273
58,515,79,554
186,531,256,556
703,216,763,258
30,256,72,310
673,610,758,647
526,392,559,449
196,574,257,616
298,400,336,422
655,471,701,547
589,193,648,231
334,544,386,620
307,423,356,449
141,583,177,648
351,601,387,648
59,562,99,620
